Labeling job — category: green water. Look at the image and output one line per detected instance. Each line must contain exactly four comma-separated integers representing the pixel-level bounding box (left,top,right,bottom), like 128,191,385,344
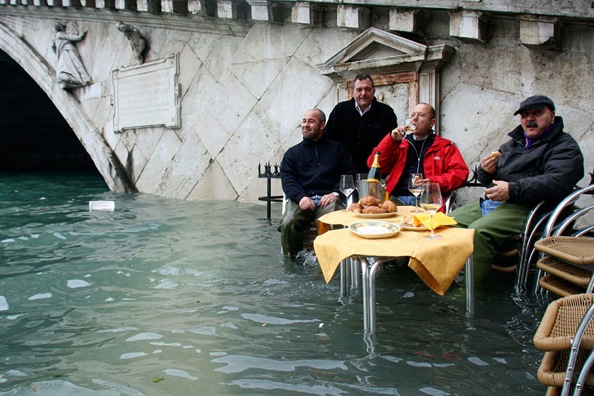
0,171,554,395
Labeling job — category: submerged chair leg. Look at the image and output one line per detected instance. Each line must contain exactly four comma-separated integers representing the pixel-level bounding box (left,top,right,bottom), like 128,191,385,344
516,210,550,292
572,350,594,396
465,255,474,316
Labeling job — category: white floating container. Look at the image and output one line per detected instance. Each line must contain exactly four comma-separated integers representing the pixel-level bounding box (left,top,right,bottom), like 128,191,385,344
89,200,115,211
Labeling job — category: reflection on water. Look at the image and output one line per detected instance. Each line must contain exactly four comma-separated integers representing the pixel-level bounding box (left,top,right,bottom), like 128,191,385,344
0,172,553,395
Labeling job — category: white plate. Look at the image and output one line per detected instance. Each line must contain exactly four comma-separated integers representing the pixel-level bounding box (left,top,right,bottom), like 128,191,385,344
349,221,400,239
349,211,397,218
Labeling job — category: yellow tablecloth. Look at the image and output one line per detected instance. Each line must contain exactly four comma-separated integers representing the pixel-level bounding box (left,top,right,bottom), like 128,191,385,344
314,208,474,296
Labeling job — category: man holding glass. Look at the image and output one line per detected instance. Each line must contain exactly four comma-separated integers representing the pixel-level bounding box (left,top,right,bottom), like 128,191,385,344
449,95,584,283
368,102,469,207
279,109,357,258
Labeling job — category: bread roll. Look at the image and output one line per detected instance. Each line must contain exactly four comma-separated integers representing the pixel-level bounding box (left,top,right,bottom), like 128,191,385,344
380,200,398,213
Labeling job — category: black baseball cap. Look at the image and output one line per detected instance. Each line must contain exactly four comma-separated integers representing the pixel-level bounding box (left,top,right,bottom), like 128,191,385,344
514,95,555,115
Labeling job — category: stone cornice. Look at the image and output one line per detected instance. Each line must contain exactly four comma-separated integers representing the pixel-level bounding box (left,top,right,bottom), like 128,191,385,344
280,0,594,21
0,3,253,36
1,0,592,25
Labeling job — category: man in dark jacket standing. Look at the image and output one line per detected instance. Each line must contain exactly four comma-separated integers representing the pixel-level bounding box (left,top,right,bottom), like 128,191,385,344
324,74,397,173
450,95,584,283
280,109,357,258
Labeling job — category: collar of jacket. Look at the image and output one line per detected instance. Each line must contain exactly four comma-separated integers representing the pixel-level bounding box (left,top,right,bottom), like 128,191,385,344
300,135,329,147
350,97,378,114
508,116,564,144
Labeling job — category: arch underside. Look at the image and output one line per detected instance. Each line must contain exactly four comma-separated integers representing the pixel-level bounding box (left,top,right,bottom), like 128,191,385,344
0,22,135,193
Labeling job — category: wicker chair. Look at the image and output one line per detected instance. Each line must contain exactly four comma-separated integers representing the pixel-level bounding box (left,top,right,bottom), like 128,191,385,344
532,184,594,296
535,237,594,296
534,294,594,395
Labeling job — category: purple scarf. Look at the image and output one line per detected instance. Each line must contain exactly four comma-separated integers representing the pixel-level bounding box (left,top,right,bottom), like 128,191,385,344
523,122,555,149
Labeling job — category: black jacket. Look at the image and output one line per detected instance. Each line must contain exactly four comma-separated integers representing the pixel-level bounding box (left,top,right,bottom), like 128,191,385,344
281,137,357,203
478,116,584,208
324,98,397,173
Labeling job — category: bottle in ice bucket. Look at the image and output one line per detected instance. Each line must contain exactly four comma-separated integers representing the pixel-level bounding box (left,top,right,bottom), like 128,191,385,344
367,151,381,182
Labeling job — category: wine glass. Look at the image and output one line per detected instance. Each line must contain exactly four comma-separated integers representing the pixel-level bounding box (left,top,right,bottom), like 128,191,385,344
408,173,424,212
340,174,355,207
420,182,443,239
404,118,416,133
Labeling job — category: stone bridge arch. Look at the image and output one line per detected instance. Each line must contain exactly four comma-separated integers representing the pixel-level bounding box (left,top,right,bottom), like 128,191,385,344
0,23,135,192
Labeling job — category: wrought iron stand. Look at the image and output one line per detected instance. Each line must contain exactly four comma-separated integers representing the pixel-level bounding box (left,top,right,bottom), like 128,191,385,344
258,162,282,220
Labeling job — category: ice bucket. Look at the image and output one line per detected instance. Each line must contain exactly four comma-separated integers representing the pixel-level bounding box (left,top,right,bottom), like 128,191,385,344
356,179,385,203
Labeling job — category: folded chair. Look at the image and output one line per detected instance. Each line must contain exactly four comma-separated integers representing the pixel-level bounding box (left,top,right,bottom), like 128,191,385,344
532,184,594,296
534,294,594,395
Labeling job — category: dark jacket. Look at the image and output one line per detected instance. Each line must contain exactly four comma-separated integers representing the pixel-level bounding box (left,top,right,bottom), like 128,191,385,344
281,137,357,204
325,97,397,173
478,116,584,208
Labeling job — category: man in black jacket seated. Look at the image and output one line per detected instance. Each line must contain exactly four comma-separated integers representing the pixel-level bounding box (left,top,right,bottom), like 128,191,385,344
280,109,357,258
449,95,584,283
324,74,397,174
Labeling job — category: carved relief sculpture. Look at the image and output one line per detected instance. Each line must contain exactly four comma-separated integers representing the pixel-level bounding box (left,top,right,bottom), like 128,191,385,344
51,21,92,90
117,22,147,66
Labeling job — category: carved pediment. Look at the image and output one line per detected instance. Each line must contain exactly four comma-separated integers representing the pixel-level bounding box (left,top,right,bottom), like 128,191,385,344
317,27,428,78
318,27,455,135
317,27,453,81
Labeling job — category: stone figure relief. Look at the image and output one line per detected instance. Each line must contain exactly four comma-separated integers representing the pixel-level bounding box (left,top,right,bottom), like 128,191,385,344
116,22,147,66
51,21,92,90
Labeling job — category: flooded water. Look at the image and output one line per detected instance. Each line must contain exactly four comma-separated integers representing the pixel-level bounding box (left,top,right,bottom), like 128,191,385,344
0,171,555,395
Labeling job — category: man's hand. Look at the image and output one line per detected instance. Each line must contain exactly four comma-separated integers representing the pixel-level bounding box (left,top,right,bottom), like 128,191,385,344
390,126,407,144
299,196,316,211
299,194,338,210
480,153,499,174
319,193,338,208
485,180,509,202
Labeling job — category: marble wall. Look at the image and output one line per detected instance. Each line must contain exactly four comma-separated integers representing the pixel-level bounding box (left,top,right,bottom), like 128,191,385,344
0,8,592,206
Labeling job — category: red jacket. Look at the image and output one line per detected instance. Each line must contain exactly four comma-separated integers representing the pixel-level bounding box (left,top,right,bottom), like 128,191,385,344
367,133,469,195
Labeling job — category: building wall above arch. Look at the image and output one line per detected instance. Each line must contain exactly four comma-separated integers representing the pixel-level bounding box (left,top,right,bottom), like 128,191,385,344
0,3,592,204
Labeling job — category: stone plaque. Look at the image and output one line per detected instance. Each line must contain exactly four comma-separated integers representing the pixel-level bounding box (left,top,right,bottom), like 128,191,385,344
112,53,180,132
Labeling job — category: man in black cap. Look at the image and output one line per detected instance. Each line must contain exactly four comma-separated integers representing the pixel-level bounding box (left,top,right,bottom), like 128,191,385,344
449,95,584,283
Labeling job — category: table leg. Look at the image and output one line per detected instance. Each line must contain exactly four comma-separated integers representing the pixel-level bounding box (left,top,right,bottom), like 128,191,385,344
359,254,473,333
367,260,382,332
360,257,382,333
360,258,370,332
465,255,474,316
350,258,359,289
340,259,351,298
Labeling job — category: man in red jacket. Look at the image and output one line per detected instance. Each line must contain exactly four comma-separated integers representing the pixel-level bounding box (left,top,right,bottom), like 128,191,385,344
367,103,469,206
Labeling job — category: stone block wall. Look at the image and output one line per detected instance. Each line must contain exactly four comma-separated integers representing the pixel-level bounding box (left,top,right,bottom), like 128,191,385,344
0,1,592,206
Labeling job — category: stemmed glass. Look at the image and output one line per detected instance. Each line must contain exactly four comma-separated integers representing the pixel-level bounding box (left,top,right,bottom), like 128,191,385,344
340,174,355,207
408,173,424,212
404,118,416,133
420,182,443,239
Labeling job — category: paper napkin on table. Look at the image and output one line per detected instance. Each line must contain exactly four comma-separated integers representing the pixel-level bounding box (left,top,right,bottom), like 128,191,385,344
414,212,457,230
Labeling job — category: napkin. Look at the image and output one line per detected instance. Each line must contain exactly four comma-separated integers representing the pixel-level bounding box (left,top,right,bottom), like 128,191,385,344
413,212,457,230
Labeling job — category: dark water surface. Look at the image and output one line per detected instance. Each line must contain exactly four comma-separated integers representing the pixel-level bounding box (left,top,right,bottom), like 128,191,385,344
0,172,554,395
